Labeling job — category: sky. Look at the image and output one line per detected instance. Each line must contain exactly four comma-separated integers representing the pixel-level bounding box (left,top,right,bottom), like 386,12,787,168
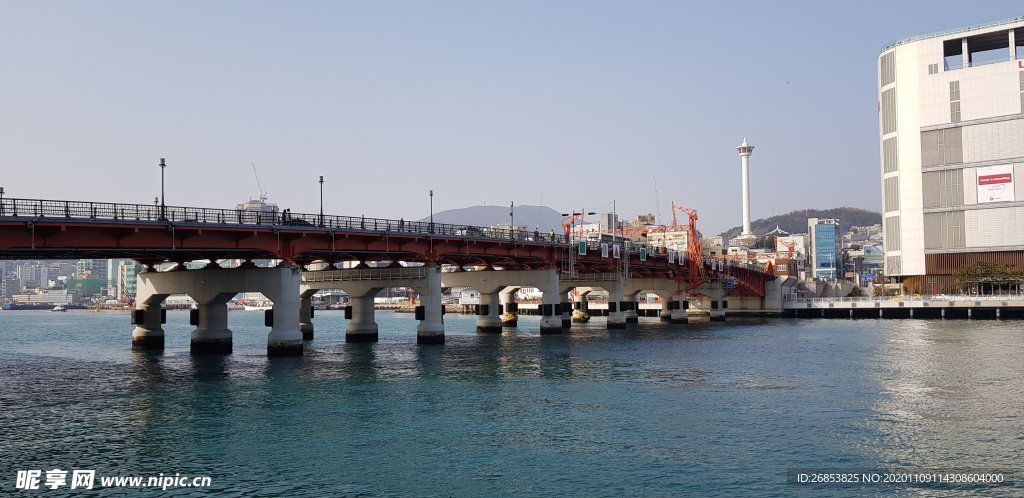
1,1,1021,234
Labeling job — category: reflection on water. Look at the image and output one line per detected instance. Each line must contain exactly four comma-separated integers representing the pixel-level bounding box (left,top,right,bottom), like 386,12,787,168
0,311,1021,496
871,320,1022,479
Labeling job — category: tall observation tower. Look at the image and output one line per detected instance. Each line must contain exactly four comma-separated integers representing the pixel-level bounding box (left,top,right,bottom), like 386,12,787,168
736,138,755,237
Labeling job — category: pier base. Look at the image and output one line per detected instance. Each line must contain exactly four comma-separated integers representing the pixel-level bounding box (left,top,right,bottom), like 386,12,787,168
346,295,379,342
131,303,166,351
191,329,233,355
131,330,165,351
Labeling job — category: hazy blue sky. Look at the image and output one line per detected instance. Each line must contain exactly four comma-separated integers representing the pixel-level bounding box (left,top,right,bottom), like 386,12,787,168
1,1,1021,234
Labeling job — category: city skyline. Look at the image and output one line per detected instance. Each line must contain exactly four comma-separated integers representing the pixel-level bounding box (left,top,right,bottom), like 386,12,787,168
1,2,1021,234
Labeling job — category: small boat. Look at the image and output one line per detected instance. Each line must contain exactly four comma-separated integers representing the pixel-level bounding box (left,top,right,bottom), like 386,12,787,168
500,312,518,326
51,305,67,312
572,309,590,323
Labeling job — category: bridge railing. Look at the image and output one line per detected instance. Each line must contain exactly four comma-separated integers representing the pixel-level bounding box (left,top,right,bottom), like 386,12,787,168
0,197,578,243
302,267,430,282
786,293,1024,304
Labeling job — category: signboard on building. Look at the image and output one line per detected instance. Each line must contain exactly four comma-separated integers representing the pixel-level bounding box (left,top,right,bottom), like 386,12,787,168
976,164,1015,203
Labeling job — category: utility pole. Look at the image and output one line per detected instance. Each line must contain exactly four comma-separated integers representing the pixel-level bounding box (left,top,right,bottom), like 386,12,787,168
158,158,166,220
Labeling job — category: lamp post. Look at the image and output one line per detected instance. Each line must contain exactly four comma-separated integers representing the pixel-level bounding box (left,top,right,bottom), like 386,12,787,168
429,189,434,234
509,201,514,240
158,158,166,220
0,186,4,215
318,175,325,226
559,210,596,242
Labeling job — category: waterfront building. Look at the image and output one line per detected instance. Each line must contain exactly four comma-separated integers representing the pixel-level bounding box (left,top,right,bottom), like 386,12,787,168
116,260,142,301
808,218,841,282
76,259,107,281
879,17,1024,292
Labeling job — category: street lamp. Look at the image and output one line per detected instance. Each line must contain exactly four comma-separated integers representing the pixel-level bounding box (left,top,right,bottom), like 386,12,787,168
158,158,166,220
429,189,434,233
509,201,514,240
318,175,325,226
0,186,5,216
559,210,596,242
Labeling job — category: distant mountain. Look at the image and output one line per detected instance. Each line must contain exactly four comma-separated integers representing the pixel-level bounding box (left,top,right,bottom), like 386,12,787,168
719,207,881,240
418,205,566,233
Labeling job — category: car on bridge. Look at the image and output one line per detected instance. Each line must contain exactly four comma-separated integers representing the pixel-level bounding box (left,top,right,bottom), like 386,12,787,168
455,226,485,237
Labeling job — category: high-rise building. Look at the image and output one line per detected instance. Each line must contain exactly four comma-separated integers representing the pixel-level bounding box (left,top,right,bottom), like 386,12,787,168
878,17,1024,292
117,260,142,300
808,218,841,281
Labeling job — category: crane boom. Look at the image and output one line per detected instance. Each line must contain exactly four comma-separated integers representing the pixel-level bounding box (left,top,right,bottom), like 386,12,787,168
252,163,268,202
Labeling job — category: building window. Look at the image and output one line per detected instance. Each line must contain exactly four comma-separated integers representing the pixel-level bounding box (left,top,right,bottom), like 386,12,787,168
924,211,965,249
938,169,963,206
950,101,961,123
949,80,960,101
883,137,898,173
884,176,900,212
881,88,897,134
880,52,896,86
928,63,939,75
884,216,901,251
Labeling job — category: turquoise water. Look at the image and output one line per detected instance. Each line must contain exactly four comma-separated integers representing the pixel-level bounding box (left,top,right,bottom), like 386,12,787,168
1,311,1022,496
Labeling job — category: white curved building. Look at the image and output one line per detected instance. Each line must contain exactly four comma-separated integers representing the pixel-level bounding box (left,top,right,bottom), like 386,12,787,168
878,16,1024,292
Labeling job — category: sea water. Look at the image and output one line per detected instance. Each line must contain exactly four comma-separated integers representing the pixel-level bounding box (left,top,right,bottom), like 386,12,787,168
1,311,1021,496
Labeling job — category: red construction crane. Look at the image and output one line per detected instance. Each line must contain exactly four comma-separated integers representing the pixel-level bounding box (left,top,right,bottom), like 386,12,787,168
562,208,587,239
664,202,707,292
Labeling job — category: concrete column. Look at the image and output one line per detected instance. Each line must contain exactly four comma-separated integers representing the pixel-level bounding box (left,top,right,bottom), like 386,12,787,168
670,294,688,324
476,291,503,333
560,295,572,328
416,265,445,344
658,293,672,322
623,291,639,324
499,287,519,327
1010,29,1017,60
131,298,168,350
709,300,726,321
537,269,562,334
191,293,234,354
268,302,303,356
299,289,317,340
607,279,626,329
347,293,379,342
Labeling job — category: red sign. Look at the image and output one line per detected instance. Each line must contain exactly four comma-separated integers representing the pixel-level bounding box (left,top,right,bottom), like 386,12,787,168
979,174,1012,185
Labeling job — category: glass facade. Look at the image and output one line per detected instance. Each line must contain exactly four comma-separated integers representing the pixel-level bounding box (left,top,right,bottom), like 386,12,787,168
813,224,840,281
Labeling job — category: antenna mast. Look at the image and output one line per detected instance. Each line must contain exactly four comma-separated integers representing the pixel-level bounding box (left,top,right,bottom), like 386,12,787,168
251,163,268,202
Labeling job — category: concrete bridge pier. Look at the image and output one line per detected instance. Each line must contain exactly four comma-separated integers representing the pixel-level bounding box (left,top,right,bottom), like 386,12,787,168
657,292,672,322
261,271,304,356
476,289,504,333
623,291,639,324
499,287,519,327
537,269,563,334
135,266,305,356
559,298,572,328
670,294,689,324
707,283,727,322
346,292,380,342
131,293,169,351
299,288,317,340
607,279,627,329
415,265,445,344
191,293,235,354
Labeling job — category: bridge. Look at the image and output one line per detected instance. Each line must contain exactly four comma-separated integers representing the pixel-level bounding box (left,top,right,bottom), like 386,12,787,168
0,197,779,355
